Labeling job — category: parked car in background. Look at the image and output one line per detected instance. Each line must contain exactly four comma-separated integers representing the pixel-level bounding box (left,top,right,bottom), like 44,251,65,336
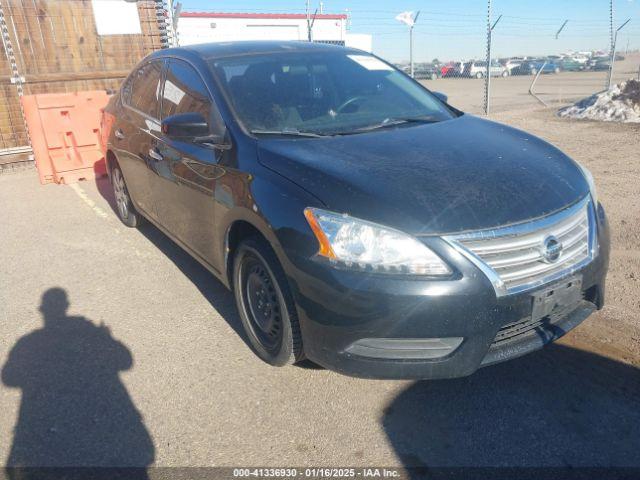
571,55,590,66
589,57,611,71
501,59,523,75
413,63,441,80
441,61,464,77
103,41,609,379
463,60,508,78
560,58,585,72
512,59,560,75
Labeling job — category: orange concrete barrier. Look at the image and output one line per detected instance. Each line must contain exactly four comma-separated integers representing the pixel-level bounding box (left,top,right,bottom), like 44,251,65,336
21,91,110,185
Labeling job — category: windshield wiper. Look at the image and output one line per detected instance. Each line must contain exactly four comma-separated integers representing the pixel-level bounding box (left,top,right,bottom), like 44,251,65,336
337,116,441,135
250,129,326,138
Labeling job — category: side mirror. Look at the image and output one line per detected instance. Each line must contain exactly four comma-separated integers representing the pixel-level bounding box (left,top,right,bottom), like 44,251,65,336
433,91,448,103
161,112,210,139
162,111,228,143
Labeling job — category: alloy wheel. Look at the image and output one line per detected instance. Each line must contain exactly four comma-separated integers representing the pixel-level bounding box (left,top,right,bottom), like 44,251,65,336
113,168,129,220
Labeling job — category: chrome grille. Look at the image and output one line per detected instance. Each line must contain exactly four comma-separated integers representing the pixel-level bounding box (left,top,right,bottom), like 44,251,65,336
445,198,595,296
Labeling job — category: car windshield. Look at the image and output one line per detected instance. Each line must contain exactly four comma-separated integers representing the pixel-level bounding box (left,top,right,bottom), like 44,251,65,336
210,51,456,137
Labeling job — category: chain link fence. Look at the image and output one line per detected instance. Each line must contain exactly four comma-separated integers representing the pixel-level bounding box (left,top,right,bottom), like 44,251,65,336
382,4,639,116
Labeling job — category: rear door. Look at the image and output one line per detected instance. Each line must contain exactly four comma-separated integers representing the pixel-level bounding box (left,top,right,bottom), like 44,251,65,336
117,60,164,219
150,58,227,266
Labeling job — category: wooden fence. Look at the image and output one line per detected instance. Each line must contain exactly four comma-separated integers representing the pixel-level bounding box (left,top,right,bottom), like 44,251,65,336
0,0,173,167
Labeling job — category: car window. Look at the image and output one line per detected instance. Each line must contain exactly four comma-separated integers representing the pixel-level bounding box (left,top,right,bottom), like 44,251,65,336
161,59,211,122
128,60,163,118
211,51,455,136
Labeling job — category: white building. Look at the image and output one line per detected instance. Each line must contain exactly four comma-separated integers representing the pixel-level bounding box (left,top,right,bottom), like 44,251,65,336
177,12,372,52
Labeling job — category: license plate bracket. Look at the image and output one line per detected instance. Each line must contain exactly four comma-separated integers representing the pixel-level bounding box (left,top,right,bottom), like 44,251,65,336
531,275,583,322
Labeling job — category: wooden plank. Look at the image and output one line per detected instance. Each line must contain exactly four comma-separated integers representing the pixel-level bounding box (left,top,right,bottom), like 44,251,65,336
0,0,166,154
0,70,130,84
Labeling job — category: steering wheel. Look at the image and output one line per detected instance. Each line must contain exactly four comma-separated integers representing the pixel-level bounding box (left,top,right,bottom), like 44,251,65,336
335,96,368,114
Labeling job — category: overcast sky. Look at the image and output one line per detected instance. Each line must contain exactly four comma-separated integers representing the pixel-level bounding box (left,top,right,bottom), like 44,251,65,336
180,0,640,62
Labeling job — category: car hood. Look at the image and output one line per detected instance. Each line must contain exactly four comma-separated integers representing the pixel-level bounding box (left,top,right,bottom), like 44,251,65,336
256,115,589,235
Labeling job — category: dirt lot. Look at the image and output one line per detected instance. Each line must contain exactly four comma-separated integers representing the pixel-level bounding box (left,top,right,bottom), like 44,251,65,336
491,107,640,367
421,52,640,115
0,90,639,471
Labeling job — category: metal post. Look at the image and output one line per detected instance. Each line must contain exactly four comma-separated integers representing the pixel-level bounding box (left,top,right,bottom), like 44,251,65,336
529,62,548,107
555,20,568,39
607,19,631,90
607,31,618,90
484,0,492,115
409,25,414,78
306,0,311,41
607,0,614,89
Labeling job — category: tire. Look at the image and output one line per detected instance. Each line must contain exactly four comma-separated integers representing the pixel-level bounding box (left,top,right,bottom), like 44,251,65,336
531,68,537,75
431,73,437,81
475,71,483,79
501,70,508,77
233,236,303,366
111,164,142,228
554,67,560,74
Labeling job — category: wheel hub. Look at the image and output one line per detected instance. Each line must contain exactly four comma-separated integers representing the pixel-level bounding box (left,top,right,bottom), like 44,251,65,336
113,170,128,219
245,264,281,344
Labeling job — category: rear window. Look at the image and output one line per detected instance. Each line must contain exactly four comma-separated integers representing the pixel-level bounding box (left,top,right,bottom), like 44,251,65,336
127,61,163,119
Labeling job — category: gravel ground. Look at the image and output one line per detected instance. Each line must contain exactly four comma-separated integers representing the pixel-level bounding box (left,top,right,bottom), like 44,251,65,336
0,98,639,471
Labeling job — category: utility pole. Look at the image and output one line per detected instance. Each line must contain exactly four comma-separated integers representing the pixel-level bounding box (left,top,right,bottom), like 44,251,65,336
609,0,614,61
484,1,501,115
395,11,420,78
306,0,311,41
607,19,631,89
410,11,420,78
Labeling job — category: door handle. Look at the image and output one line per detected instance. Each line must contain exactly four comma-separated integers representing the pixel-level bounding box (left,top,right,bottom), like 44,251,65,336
148,148,164,162
114,129,125,140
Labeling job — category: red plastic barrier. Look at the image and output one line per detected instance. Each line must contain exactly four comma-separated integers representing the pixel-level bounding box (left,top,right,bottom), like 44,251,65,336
21,91,110,185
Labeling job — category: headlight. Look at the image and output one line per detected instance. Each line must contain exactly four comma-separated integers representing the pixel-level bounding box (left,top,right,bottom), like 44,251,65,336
304,208,451,275
578,163,598,205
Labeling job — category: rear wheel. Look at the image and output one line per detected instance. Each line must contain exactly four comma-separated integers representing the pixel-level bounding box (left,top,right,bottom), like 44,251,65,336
111,165,142,228
475,71,483,79
233,237,302,366
501,70,509,77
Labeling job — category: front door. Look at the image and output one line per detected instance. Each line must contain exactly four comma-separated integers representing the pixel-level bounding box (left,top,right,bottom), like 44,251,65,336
149,58,228,267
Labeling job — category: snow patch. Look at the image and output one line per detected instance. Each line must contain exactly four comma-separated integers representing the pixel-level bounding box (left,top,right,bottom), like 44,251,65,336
558,79,640,123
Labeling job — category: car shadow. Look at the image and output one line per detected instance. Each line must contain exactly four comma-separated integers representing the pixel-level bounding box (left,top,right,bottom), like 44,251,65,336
95,176,247,344
382,343,640,474
95,173,118,217
95,176,321,369
2,288,154,479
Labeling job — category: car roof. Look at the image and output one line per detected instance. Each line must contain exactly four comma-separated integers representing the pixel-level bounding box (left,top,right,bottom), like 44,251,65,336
150,41,363,62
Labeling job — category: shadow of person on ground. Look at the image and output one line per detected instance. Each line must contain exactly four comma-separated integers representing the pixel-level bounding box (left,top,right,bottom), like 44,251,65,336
2,288,154,479
383,344,640,474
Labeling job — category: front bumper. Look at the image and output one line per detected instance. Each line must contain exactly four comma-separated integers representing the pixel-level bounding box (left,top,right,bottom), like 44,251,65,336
284,203,610,380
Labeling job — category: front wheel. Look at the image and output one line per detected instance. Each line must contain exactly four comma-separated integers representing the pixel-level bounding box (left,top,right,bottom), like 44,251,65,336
502,70,509,77
475,72,483,79
233,237,303,366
